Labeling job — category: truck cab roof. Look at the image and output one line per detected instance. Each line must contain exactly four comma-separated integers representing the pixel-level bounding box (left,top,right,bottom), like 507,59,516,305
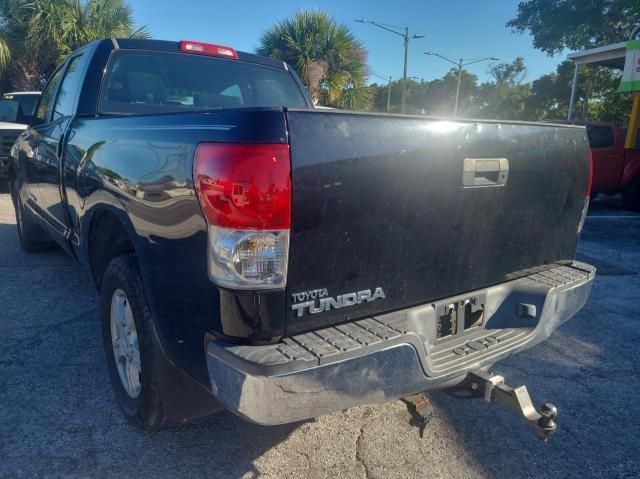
111,38,289,71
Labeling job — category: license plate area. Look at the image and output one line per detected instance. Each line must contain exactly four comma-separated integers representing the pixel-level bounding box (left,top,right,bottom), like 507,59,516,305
435,293,486,341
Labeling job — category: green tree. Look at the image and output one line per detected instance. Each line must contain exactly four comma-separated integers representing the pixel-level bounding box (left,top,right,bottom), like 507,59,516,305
507,0,640,55
257,10,372,110
477,57,533,120
372,78,427,114
423,69,479,117
371,71,479,117
0,38,9,72
0,0,148,91
508,0,636,125
526,60,631,124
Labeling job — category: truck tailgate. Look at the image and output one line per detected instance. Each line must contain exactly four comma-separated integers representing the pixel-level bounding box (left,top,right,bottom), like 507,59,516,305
285,110,590,334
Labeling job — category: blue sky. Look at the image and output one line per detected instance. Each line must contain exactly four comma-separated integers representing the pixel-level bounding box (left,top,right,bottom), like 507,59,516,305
132,0,568,84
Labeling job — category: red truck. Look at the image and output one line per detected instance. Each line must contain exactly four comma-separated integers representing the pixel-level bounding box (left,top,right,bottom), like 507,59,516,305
584,121,640,210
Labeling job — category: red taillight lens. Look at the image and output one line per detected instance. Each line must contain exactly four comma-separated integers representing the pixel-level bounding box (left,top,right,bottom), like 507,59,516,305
180,41,238,59
194,143,291,230
194,143,291,289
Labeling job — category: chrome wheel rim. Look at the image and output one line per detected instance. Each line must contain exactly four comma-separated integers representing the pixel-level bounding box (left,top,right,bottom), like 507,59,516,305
110,289,142,398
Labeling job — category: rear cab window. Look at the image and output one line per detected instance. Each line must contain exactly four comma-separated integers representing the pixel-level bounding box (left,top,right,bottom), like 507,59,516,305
99,50,308,115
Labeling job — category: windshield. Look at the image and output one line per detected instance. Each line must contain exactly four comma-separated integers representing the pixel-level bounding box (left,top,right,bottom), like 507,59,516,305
99,50,308,115
1,93,40,119
0,99,24,123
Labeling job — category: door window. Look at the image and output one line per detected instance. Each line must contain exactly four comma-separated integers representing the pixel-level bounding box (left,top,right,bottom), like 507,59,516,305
36,67,65,122
52,55,85,121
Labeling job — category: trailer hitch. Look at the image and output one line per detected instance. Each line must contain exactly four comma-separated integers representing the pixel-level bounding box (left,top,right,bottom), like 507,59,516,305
464,370,558,441
401,393,434,438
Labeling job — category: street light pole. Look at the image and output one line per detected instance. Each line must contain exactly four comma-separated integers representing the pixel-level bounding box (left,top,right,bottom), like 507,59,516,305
402,27,409,114
454,58,463,117
355,19,424,114
424,52,498,117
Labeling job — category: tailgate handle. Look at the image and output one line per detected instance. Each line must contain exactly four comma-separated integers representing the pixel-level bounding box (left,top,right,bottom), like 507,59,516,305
463,158,509,187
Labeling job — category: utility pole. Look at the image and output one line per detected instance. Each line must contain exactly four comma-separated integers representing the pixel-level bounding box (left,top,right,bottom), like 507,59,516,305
454,58,463,117
425,52,498,117
387,76,392,112
401,27,409,114
355,19,424,113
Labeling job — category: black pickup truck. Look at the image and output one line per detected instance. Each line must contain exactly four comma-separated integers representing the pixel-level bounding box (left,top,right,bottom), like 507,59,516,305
8,38,595,438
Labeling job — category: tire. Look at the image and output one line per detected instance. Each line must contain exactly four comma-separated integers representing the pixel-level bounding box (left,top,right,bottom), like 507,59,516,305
622,177,640,212
11,181,54,252
101,254,166,430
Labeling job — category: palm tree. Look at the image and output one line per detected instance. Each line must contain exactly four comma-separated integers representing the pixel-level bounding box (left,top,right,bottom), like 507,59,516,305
0,0,148,91
0,38,9,72
257,10,373,111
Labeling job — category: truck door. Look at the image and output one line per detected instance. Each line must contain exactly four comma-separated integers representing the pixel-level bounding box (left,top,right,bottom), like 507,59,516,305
21,67,65,213
28,53,87,250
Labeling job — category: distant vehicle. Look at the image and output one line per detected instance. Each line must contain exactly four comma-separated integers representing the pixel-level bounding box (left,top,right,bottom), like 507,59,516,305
9,39,594,440
0,92,41,118
583,121,640,211
0,92,41,180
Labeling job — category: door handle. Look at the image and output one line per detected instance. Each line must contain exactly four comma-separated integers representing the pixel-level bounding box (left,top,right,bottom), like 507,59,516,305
462,158,509,187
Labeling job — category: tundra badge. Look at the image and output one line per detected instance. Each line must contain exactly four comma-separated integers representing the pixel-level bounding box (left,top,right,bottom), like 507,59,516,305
291,288,386,317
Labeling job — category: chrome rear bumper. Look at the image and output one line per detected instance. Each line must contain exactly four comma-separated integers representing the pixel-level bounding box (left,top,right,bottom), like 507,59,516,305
206,262,595,425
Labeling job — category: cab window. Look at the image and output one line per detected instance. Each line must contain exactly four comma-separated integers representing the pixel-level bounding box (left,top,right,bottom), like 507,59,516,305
586,126,615,149
99,50,307,115
36,67,65,122
51,55,85,121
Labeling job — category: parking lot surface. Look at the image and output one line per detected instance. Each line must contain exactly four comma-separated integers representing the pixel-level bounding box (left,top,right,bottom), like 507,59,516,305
1,188,639,479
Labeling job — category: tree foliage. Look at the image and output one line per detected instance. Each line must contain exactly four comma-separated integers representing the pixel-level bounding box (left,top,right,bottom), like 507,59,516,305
507,0,640,55
526,61,630,123
369,2,638,123
477,57,532,120
505,0,635,125
0,0,148,91
369,56,630,125
257,10,372,110
372,71,479,116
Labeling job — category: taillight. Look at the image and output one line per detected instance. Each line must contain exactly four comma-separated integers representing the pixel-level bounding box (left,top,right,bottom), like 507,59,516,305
179,41,238,59
578,149,593,234
194,143,291,289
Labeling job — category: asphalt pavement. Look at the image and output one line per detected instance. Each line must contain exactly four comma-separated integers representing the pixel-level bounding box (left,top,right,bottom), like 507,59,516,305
0,188,639,479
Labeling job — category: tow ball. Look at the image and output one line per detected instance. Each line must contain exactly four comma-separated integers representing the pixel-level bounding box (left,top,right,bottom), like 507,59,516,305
402,370,558,441
465,370,558,441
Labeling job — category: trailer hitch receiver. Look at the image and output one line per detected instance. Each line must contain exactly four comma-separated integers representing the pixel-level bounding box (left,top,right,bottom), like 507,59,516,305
401,393,434,438
465,370,558,441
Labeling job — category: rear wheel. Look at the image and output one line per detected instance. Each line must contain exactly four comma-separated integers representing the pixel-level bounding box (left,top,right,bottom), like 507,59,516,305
101,254,166,430
622,177,640,212
11,182,54,252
